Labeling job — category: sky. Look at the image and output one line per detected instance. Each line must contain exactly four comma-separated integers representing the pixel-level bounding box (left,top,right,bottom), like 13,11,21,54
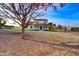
42,3,79,26
0,3,79,26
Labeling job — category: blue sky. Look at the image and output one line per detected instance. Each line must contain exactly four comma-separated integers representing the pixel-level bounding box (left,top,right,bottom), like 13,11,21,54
40,3,79,26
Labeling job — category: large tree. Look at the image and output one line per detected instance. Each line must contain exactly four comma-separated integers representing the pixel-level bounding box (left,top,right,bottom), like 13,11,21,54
0,3,65,39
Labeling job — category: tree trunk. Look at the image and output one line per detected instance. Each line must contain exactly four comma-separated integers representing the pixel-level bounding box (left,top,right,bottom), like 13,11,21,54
22,25,25,39
21,19,29,39
22,19,25,39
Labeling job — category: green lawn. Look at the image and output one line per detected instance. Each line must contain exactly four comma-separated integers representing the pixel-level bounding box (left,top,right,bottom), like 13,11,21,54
44,30,57,32
3,27,21,32
3,27,38,32
3,27,56,32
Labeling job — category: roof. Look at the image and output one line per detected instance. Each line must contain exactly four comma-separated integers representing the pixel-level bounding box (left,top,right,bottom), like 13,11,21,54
34,19,48,21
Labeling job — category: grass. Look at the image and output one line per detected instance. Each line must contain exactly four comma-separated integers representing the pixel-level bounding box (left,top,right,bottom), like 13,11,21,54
3,27,21,32
3,28,39,33
44,30,57,32
0,31,79,55
26,29,40,32
3,27,57,33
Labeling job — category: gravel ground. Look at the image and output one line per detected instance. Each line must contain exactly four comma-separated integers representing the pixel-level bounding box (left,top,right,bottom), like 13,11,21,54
0,31,79,56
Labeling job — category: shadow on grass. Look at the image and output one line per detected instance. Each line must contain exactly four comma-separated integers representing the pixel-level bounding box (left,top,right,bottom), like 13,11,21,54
0,31,79,50
24,37,79,50
0,31,79,55
25,36,79,49
24,37,79,55
60,42,79,50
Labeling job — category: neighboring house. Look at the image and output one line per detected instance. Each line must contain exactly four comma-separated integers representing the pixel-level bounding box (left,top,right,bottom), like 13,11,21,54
27,19,49,30
66,26,71,31
66,26,79,31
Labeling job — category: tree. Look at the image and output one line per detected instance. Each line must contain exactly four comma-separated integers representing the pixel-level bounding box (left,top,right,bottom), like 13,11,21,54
0,3,65,39
48,22,53,30
0,17,6,29
53,24,56,27
48,23,57,30
58,25,63,29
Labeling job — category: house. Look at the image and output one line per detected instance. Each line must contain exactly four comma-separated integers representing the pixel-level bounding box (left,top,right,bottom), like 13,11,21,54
66,26,79,31
66,26,71,31
27,19,49,30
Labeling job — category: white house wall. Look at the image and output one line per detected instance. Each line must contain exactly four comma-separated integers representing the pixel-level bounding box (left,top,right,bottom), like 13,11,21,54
27,25,48,30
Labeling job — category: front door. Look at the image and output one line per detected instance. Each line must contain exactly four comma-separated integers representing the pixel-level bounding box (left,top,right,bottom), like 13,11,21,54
40,26,42,30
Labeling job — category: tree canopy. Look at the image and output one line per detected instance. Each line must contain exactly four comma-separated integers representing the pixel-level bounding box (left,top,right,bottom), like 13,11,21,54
0,3,65,38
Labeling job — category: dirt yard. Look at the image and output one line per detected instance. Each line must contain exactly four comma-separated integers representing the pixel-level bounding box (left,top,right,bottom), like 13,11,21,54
0,31,79,56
